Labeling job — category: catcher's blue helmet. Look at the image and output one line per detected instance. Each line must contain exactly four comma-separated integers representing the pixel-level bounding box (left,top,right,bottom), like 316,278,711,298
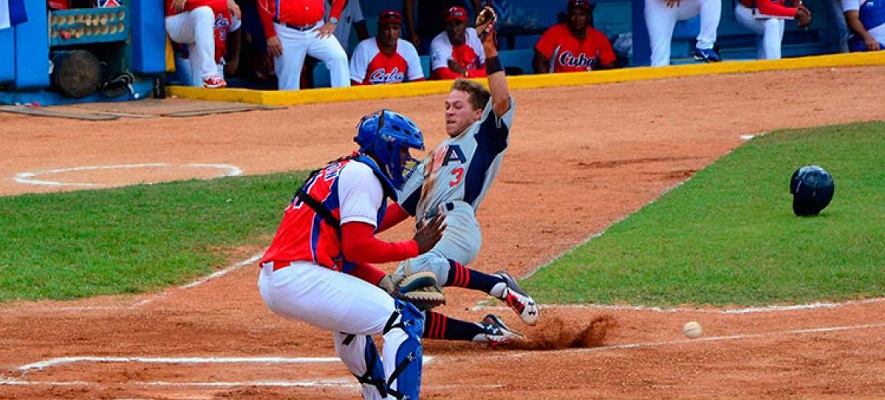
789,165,834,216
355,110,424,190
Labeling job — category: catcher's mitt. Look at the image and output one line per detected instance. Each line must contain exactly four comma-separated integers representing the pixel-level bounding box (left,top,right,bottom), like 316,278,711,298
474,6,497,41
394,271,446,310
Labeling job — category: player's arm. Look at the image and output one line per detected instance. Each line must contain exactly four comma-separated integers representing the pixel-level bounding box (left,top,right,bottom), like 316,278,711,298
482,21,511,118
377,202,410,232
256,0,281,56
844,10,880,50
532,49,551,73
341,214,444,263
755,0,801,17
404,0,420,47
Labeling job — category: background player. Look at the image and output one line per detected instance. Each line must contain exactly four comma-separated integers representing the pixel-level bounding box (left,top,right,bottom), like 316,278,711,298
349,10,425,85
165,0,240,88
644,0,722,66
378,9,540,347
533,0,617,73
842,0,885,52
734,0,811,59
429,6,487,79
256,0,349,90
258,110,445,399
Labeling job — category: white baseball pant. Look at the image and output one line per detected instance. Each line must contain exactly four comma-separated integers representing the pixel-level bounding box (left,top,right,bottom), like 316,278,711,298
273,21,350,90
734,3,786,60
165,6,218,86
645,0,721,66
258,261,417,400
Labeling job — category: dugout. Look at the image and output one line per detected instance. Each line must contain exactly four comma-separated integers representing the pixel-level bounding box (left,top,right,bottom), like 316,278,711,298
0,0,165,105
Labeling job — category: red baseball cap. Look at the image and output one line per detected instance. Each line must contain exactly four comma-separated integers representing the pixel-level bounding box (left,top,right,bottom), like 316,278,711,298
378,10,402,26
444,6,467,23
568,0,593,11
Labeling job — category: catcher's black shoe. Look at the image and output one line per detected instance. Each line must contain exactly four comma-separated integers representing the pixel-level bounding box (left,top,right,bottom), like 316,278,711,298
493,271,539,325
480,314,524,349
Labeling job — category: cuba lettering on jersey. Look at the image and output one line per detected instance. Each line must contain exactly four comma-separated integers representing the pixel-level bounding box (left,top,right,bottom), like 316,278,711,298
534,24,616,73
398,98,517,220
350,38,424,84
260,158,385,272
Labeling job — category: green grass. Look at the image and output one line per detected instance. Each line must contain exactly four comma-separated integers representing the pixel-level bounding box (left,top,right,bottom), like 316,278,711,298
524,121,885,307
1,122,882,306
0,171,306,301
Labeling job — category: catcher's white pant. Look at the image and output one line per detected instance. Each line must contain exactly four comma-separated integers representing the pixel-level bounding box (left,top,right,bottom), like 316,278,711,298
734,3,786,60
645,0,721,66
395,201,481,284
273,21,350,90
166,7,219,85
258,261,420,400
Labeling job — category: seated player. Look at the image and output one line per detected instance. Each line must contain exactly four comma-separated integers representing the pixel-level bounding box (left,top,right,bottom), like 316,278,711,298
165,0,240,88
533,0,617,73
349,10,425,85
429,6,487,80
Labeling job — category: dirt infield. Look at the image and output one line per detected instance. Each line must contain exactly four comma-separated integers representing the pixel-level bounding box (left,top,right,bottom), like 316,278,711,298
2,66,884,399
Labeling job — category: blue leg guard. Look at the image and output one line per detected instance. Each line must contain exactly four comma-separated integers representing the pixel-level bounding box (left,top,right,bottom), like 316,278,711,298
383,300,425,400
334,333,387,399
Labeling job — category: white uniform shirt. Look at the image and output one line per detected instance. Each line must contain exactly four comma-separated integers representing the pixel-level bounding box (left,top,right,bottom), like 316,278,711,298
349,38,424,84
338,160,384,227
398,97,516,220
429,27,485,71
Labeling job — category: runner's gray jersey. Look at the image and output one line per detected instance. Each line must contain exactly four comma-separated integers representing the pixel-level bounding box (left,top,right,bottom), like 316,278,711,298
398,97,516,219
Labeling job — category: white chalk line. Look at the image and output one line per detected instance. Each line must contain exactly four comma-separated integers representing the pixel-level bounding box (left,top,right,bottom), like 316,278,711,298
474,297,885,315
4,322,881,390
129,252,263,309
2,355,438,390
553,321,885,355
12,163,243,187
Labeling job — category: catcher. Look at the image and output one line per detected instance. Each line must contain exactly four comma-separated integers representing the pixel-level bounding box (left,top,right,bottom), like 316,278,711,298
377,6,540,348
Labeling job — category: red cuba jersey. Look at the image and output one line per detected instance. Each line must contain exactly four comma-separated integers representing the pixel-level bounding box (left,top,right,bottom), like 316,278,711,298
349,38,425,85
260,157,384,271
534,23,616,73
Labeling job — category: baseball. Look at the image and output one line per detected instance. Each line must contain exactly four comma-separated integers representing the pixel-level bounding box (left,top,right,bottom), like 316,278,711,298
683,321,703,339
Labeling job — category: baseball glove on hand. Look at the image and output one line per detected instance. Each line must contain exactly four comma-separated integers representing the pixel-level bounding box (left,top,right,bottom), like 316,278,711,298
475,6,497,41
394,271,446,310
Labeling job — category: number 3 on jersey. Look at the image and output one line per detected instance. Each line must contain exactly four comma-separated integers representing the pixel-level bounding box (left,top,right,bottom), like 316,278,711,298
450,167,464,186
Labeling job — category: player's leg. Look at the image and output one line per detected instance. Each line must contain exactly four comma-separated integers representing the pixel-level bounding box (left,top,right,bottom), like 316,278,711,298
397,255,539,325
644,0,679,66
306,25,351,88
166,7,221,87
258,261,423,399
334,333,388,400
423,311,524,347
694,0,721,59
733,4,770,59
759,19,784,60
273,24,310,90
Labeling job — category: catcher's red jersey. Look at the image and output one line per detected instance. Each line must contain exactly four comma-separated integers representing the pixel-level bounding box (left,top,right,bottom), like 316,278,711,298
534,23,616,73
261,158,384,271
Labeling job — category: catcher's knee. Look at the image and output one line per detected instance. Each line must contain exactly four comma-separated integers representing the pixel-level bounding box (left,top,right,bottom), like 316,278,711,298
384,300,424,400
